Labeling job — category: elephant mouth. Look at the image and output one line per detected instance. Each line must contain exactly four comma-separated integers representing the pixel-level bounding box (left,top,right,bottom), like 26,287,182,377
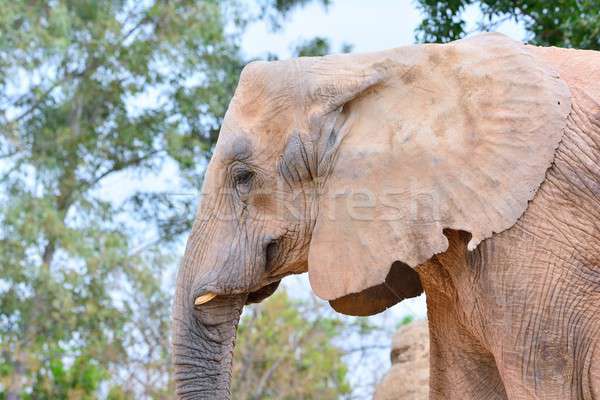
194,279,282,309
192,238,284,308
246,280,281,304
265,240,279,271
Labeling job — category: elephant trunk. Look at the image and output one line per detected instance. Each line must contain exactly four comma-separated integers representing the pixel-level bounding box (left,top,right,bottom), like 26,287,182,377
172,288,245,400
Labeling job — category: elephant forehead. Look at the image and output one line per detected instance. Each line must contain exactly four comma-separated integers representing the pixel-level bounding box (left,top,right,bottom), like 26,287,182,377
215,134,252,160
230,60,305,122
216,105,298,164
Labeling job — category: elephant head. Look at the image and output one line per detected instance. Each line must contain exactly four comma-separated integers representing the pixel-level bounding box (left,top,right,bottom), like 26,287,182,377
171,33,570,399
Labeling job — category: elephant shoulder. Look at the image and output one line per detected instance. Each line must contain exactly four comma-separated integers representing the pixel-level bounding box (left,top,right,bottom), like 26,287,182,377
528,45,600,106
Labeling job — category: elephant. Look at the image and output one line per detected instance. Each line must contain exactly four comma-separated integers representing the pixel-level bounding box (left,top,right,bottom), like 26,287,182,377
171,32,600,399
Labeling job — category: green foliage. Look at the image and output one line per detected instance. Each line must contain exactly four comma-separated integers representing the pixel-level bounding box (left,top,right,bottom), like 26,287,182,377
415,0,600,49
292,37,353,57
398,315,414,328
27,355,106,400
294,37,332,57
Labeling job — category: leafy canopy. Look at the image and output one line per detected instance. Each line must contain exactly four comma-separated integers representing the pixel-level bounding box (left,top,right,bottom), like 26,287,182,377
415,0,600,49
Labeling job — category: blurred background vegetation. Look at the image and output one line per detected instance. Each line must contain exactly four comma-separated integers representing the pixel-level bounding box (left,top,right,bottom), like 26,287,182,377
0,0,598,399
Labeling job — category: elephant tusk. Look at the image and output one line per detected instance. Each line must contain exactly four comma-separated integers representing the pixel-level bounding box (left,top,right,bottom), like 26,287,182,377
194,292,217,306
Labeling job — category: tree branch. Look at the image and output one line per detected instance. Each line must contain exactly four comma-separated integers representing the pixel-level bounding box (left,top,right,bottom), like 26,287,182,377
250,318,321,400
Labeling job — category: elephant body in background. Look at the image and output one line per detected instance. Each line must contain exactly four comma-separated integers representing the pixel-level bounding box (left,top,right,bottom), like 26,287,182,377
374,321,429,400
171,34,600,399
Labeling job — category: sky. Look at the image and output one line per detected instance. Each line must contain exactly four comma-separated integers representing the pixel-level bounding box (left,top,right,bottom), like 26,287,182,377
241,0,525,58
242,0,423,57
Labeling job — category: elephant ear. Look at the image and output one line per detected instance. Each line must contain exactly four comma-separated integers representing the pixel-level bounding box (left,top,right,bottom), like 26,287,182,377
307,33,571,314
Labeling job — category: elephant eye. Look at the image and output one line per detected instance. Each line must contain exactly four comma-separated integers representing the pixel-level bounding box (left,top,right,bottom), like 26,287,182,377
233,168,254,195
234,170,253,186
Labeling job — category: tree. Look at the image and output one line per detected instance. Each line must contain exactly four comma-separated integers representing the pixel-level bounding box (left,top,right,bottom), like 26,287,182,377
291,37,353,57
415,0,600,49
232,291,352,400
0,0,327,397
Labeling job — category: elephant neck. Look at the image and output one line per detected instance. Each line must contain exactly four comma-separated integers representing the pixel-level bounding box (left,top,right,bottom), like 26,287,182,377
416,232,507,400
